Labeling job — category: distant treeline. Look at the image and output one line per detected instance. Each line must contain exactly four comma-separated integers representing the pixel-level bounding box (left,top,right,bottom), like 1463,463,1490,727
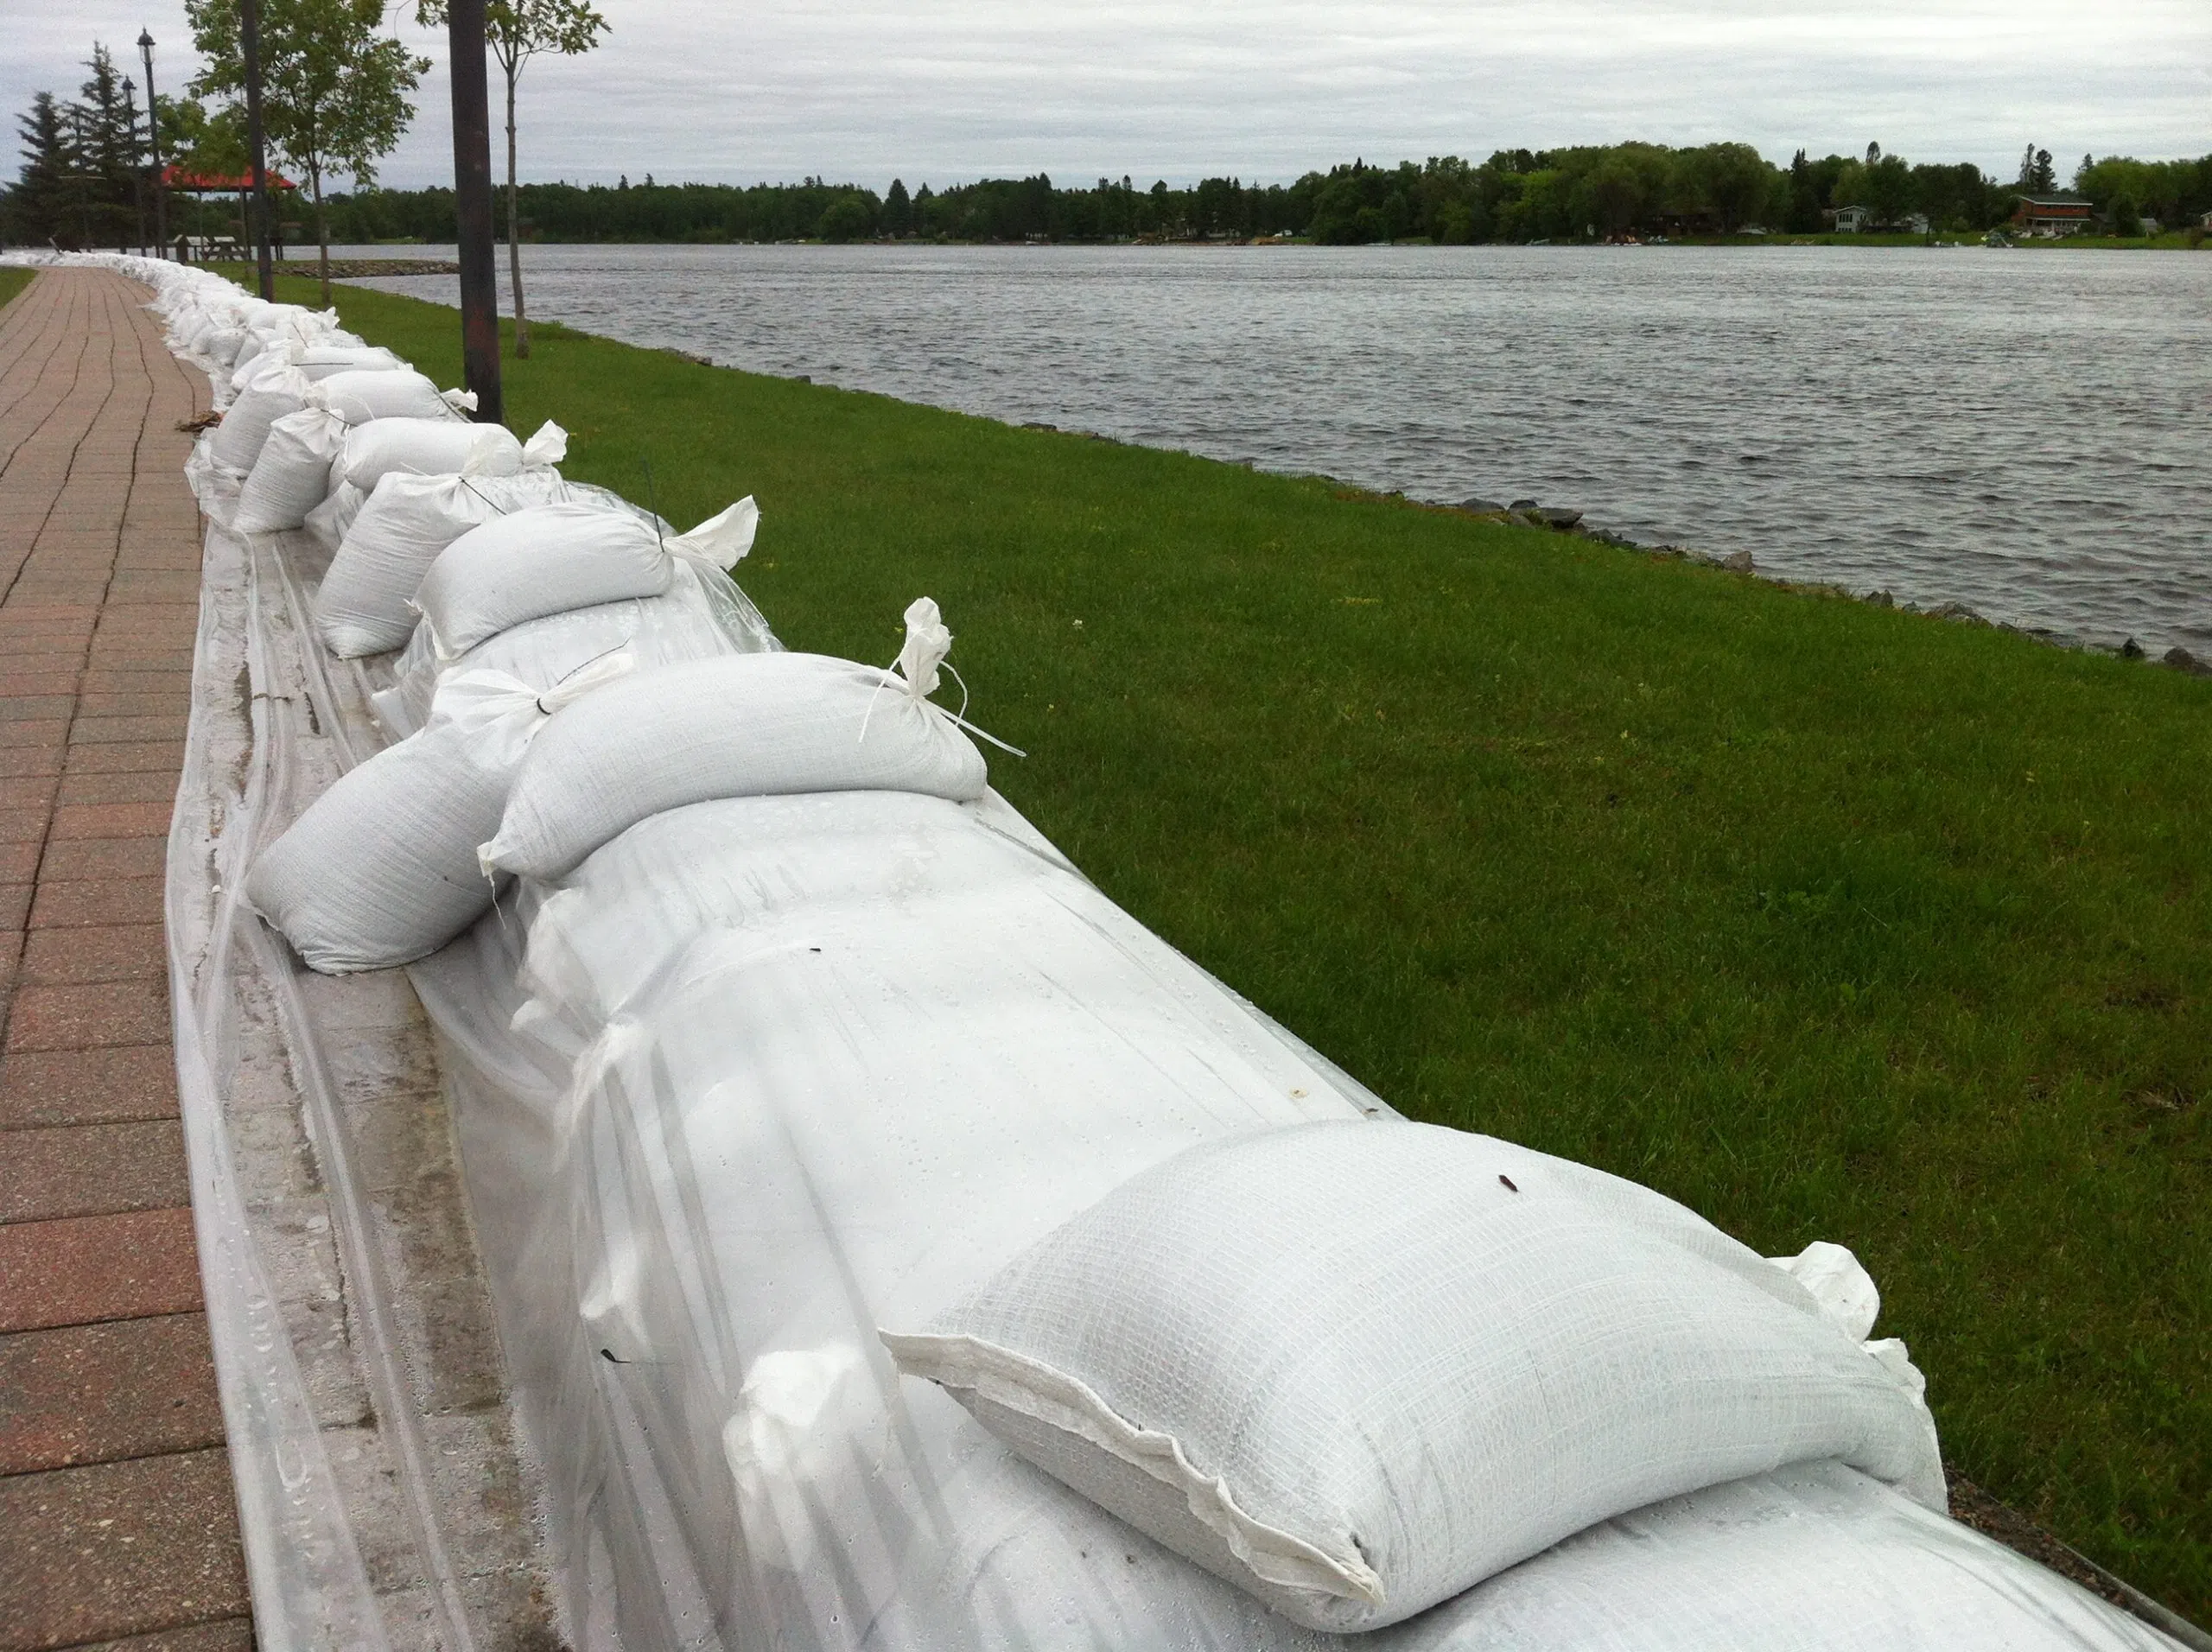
315,143,2212,247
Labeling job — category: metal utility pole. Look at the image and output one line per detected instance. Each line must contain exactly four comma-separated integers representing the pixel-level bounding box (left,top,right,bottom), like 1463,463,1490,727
239,0,275,298
448,0,504,423
139,31,168,258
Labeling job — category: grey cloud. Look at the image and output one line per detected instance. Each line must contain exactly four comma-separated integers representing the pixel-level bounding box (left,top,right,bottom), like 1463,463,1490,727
6,0,2206,198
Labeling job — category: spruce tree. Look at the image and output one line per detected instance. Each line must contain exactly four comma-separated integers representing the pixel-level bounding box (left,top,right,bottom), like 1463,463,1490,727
10,92,79,246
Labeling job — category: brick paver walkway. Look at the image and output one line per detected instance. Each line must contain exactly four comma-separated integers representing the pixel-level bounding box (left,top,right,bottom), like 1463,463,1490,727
0,270,252,1649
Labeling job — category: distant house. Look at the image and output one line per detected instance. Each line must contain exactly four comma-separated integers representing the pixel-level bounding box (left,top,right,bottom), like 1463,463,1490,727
2012,194,2092,236
1828,205,1872,232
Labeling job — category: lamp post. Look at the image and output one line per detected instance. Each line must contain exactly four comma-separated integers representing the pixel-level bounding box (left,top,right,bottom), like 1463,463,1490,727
124,78,148,255
447,0,504,423
240,0,275,298
138,30,168,259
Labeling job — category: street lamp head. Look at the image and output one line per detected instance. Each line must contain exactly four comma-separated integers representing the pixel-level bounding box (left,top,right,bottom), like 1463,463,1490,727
138,29,155,49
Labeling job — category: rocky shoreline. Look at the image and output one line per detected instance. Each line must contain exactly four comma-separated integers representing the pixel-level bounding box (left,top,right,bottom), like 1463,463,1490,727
1443,493,2212,678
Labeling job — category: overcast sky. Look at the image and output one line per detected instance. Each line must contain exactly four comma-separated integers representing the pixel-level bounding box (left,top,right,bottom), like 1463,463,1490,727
9,0,2208,193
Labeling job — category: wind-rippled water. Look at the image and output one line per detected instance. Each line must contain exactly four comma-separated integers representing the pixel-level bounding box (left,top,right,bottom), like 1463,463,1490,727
343,244,2212,653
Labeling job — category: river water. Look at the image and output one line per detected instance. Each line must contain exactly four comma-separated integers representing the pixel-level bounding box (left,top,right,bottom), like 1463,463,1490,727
337,244,2212,653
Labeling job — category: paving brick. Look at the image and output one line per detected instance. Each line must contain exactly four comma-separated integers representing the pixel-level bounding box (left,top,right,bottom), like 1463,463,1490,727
0,806,52,843
75,671,192,699
0,840,41,882
0,675,82,699
0,776,59,811
0,1307,219,1477
34,836,165,881
0,695,77,723
0,1045,178,1128
49,803,172,843
0,747,65,779
6,979,171,1052
0,1449,249,1647
64,715,189,746
0,1207,203,1332
29,879,165,930
0,886,32,931
18,928,164,994
62,741,183,776
0,1120,189,1223
0,719,69,749
56,770,175,807
67,1617,255,1652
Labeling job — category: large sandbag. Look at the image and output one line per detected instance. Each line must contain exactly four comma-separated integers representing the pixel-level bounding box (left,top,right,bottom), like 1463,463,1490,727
313,468,575,657
338,416,566,494
313,368,474,425
482,600,989,880
285,341,404,382
210,358,315,472
302,482,365,557
371,558,763,739
884,1118,1944,1632
233,407,346,534
413,497,757,658
246,659,630,972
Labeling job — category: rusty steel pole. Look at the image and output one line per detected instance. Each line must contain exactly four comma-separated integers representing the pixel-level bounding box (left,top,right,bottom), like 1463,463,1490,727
240,0,275,298
447,0,504,423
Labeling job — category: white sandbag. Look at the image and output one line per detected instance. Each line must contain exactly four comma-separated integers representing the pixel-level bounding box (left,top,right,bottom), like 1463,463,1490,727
338,417,567,494
482,599,989,880
883,1118,1944,1632
210,359,315,471
233,407,346,534
313,368,474,424
246,659,630,972
285,341,404,382
302,482,365,556
413,497,756,658
314,467,575,657
371,558,761,739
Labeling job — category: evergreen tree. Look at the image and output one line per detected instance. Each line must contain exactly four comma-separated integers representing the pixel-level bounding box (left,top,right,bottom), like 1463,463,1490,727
884,176,911,236
1785,149,1820,233
9,91,79,246
74,46,149,249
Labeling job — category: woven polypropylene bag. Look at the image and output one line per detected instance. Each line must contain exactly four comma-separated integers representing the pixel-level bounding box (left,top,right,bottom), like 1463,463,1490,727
233,407,346,534
211,360,313,472
414,503,673,658
884,1118,1945,1633
314,368,468,425
315,469,573,658
246,664,628,972
413,496,756,658
482,642,988,881
371,559,756,739
337,418,565,494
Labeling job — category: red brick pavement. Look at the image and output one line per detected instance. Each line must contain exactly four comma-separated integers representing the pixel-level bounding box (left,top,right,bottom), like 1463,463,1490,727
0,270,251,1648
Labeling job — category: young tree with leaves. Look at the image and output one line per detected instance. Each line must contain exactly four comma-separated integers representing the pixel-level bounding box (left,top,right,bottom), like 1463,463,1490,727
418,0,608,357
186,0,428,304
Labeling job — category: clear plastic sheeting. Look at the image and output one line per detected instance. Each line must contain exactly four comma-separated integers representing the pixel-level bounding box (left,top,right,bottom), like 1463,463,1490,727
16,249,2181,1652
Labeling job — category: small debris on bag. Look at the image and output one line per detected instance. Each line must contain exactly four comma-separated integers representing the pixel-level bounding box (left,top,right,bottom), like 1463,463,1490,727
177,411,222,433
1498,1174,1518,1192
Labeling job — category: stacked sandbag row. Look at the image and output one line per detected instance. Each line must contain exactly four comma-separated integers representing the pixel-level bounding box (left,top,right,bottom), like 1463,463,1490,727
83,260,774,974
86,256,2176,1649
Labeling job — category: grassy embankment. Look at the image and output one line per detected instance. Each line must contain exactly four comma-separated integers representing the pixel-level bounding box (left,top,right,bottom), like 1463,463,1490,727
247,270,2209,1623
0,267,35,309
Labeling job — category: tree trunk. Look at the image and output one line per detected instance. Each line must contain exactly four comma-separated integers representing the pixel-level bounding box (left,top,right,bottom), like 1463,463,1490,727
506,64,529,359
315,167,330,308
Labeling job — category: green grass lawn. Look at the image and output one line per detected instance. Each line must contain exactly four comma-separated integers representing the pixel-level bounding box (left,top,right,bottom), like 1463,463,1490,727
246,270,2209,1622
0,267,35,310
